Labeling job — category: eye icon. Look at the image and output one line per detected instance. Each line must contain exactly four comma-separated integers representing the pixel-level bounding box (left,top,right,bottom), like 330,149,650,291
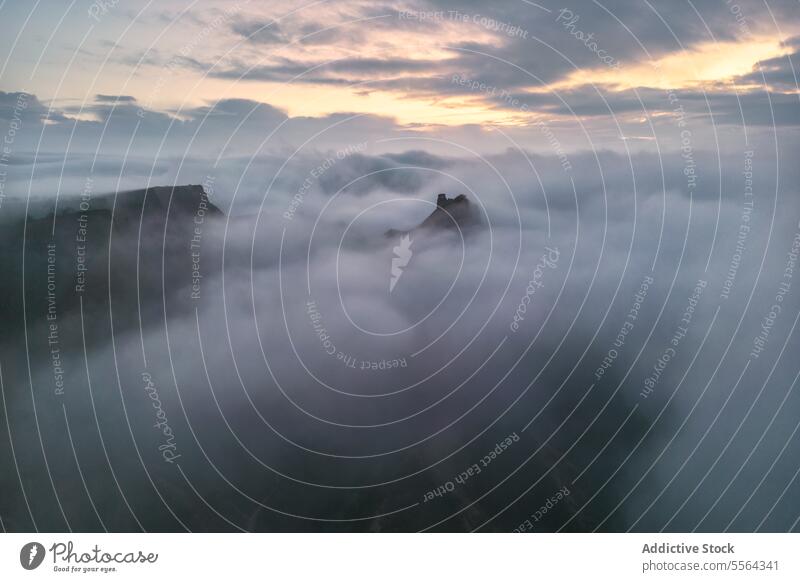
20,542,46,570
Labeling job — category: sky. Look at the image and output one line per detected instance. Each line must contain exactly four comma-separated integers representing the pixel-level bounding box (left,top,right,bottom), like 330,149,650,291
1,0,799,159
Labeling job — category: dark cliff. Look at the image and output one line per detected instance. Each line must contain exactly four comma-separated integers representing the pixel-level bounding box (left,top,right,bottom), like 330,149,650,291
386,193,480,238
0,184,224,345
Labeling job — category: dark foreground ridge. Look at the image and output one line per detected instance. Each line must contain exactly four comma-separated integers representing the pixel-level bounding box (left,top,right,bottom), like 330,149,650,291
0,184,224,341
109,184,224,226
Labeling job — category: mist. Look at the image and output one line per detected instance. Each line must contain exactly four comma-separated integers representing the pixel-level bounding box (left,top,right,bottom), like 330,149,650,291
1,134,798,532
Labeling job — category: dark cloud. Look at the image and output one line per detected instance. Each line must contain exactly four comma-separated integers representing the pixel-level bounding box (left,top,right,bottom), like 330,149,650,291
0,91,67,124
734,36,800,91
384,150,454,168
209,55,450,84
94,94,138,104
231,19,287,45
316,152,436,195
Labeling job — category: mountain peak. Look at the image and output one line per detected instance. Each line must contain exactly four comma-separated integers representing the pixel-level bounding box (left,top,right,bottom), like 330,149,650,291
436,192,467,207
386,193,479,238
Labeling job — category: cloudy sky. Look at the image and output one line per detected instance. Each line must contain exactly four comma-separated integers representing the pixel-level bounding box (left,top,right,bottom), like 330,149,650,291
1,0,798,156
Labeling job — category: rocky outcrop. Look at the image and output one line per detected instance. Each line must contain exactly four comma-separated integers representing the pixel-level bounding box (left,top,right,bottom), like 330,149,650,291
0,184,224,342
386,193,480,237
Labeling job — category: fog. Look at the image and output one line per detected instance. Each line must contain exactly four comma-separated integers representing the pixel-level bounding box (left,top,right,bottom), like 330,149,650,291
1,135,798,532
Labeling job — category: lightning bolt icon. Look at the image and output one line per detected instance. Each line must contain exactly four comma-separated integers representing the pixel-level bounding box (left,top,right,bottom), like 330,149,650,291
390,234,413,293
